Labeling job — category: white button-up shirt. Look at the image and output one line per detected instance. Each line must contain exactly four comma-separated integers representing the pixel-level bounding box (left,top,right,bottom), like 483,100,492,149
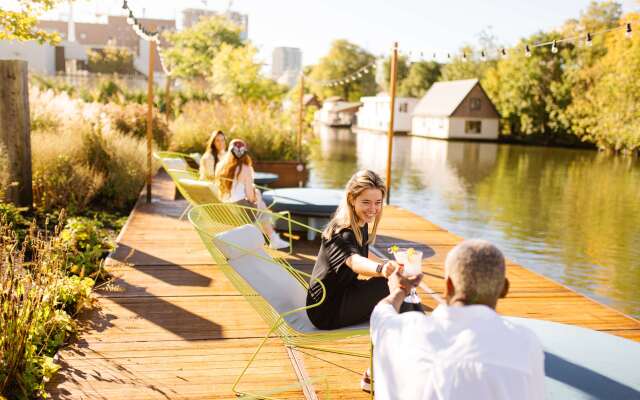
371,303,545,400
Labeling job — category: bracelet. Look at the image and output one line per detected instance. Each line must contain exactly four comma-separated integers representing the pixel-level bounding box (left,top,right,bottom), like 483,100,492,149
376,263,384,275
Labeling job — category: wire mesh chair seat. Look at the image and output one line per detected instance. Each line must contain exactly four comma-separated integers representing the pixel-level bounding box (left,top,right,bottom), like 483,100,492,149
188,203,372,399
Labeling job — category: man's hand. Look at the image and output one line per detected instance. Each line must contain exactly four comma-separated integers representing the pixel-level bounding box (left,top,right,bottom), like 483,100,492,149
387,267,423,296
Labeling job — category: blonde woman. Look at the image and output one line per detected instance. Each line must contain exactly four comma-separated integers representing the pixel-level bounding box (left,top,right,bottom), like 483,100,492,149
199,130,226,181
216,139,289,250
306,170,401,330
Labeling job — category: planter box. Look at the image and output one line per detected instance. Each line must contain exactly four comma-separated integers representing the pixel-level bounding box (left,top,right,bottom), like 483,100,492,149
253,161,309,188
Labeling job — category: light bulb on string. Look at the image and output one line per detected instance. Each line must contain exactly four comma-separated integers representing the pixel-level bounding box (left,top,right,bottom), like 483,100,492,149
122,0,128,10
525,45,532,57
126,11,134,25
462,52,467,62
432,52,436,59
586,32,593,47
447,53,451,59
501,48,507,58
551,40,558,54
626,23,632,39
481,50,486,61
420,51,424,58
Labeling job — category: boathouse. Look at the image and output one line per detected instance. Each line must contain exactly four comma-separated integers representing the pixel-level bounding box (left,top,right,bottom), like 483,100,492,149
314,96,362,127
411,78,500,140
356,93,418,133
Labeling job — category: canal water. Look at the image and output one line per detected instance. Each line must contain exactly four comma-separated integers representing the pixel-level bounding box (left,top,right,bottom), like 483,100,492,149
308,126,640,318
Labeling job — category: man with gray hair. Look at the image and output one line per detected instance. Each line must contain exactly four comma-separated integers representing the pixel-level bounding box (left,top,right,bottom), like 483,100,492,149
370,239,545,399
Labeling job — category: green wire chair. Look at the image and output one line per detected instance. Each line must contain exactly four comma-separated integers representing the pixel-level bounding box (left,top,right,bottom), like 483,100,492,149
189,203,373,399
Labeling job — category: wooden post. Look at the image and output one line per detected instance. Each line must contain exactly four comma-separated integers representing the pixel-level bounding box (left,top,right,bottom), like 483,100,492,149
146,39,155,204
297,74,304,162
385,42,398,204
0,60,33,207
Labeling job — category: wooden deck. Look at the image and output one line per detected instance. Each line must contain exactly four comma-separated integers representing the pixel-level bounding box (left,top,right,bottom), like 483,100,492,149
47,172,640,399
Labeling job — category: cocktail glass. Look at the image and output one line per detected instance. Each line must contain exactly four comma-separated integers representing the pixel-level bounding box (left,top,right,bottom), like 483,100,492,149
392,249,423,303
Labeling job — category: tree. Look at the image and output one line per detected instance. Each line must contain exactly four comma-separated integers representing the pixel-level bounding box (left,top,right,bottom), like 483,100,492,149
208,43,287,102
440,45,496,82
308,40,377,101
163,16,243,79
481,32,572,140
567,12,640,153
380,54,409,93
87,44,134,75
398,61,441,98
0,0,61,44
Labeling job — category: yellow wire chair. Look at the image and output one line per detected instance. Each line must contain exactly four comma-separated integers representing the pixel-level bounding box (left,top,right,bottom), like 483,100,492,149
155,151,279,220
189,203,374,399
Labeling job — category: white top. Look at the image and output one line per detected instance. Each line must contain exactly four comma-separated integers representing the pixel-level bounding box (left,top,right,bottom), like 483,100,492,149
371,303,545,400
199,152,225,181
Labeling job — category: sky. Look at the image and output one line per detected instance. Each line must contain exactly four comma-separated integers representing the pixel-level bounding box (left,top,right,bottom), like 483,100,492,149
8,0,640,66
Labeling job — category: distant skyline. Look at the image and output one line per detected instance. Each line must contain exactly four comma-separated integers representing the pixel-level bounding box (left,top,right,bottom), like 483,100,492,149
6,0,640,65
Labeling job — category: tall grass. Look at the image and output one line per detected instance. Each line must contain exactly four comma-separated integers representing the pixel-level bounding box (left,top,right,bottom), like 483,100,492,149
29,87,158,212
169,100,306,161
0,215,95,398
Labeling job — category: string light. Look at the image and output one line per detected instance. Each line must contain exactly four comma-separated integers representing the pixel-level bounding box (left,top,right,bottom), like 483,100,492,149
126,10,134,25
301,21,636,88
122,0,128,10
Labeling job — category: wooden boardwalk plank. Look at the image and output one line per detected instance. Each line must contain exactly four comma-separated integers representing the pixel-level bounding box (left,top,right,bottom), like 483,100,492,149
48,172,640,399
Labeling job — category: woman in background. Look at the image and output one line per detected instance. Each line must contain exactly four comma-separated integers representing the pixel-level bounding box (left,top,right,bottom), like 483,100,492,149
216,138,289,250
199,130,226,181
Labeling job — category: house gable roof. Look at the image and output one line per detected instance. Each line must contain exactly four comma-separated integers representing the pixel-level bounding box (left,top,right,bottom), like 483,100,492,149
413,78,483,117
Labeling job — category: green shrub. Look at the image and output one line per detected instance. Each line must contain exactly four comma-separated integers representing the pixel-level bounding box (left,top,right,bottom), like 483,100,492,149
103,102,170,148
0,218,95,398
57,216,112,278
95,79,123,103
31,150,105,214
83,129,155,210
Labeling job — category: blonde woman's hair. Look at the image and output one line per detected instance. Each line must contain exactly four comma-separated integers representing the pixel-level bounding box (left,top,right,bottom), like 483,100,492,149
322,169,386,246
216,139,253,198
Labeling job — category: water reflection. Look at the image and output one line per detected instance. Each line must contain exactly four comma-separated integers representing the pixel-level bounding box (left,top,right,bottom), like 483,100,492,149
308,126,640,318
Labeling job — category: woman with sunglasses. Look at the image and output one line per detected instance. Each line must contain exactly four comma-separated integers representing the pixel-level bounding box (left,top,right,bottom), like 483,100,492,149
215,139,289,250
199,130,226,181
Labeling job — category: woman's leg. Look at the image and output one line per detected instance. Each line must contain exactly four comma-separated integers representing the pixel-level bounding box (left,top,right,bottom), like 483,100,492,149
334,277,390,328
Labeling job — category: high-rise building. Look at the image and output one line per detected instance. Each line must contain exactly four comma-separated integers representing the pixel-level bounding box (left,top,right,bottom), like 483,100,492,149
181,8,248,40
271,47,302,86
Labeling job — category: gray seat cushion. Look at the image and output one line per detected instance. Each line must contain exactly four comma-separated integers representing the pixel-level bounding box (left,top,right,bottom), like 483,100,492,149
213,224,368,333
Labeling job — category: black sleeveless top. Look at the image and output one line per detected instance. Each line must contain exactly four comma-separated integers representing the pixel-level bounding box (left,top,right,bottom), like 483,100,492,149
306,225,368,328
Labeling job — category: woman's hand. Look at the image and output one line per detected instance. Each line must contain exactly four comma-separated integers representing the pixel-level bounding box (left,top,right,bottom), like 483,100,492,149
381,260,402,278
